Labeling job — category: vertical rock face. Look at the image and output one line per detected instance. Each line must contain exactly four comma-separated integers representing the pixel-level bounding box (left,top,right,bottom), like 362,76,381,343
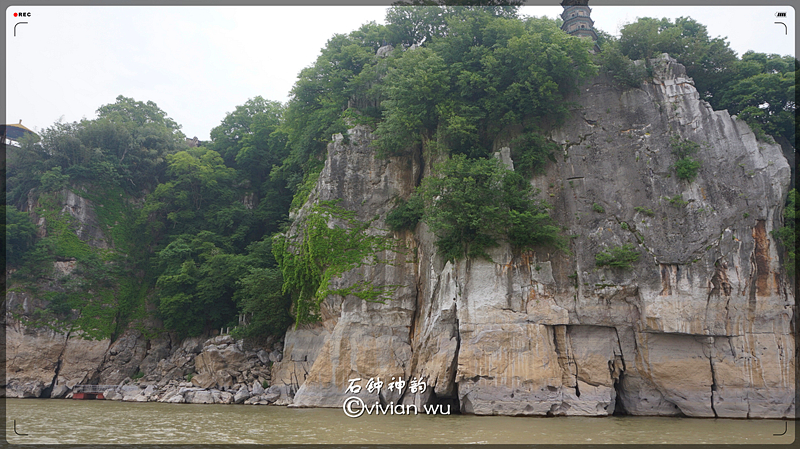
278,55,795,418
283,126,420,407
4,291,110,397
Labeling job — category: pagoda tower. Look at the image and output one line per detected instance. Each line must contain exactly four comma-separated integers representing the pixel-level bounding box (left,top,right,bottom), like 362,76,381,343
560,0,600,52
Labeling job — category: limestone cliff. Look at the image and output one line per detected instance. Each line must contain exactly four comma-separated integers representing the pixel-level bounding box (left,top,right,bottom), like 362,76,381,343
274,54,795,418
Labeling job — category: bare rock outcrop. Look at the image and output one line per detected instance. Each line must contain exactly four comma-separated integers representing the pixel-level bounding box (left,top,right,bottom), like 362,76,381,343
281,55,795,418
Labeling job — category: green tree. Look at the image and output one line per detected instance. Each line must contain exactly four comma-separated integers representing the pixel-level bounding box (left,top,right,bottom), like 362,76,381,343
598,40,649,88
141,148,243,243
386,5,447,47
4,207,38,267
154,231,244,337
595,244,640,269
275,22,391,207
717,57,796,144
419,155,564,261
618,17,738,106
375,11,596,158
616,17,795,145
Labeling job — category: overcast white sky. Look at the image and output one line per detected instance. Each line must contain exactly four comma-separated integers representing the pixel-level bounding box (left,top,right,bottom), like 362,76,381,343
5,4,796,140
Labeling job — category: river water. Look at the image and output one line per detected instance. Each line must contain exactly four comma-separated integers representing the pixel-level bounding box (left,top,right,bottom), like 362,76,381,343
4,399,795,445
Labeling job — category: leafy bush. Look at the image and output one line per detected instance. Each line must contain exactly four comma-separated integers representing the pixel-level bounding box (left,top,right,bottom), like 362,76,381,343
674,157,701,181
39,167,70,192
419,155,564,262
4,207,38,267
386,194,424,232
670,136,702,182
599,43,649,88
772,189,797,274
232,267,292,339
595,244,640,269
592,203,605,213
374,11,596,158
634,206,655,216
509,129,560,175
667,194,689,207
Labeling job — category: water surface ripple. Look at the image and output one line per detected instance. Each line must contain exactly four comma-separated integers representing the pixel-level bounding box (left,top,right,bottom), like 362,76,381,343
4,399,795,445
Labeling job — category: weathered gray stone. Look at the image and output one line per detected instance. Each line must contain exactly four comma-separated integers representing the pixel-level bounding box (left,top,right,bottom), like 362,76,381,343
251,381,265,396
192,342,249,389
234,386,250,404
269,350,282,363
264,391,280,403
283,56,795,418
217,391,234,404
103,389,122,401
166,393,185,403
50,384,70,399
189,389,212,404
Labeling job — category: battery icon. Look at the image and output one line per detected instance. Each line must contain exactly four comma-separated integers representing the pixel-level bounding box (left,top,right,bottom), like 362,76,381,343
776,12,787,17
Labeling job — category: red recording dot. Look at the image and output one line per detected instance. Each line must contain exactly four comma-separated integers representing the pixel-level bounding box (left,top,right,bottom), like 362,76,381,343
13,12,17,16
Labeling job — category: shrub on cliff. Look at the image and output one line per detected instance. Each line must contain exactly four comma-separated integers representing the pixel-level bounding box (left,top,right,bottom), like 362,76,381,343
598,43,649,88
418,155,565,262
772,188,797,275
670,136,702,182
386,194,424,232
595,244,640,269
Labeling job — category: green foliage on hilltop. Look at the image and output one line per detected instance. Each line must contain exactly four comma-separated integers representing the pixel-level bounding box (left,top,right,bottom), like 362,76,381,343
613,16,796,145
598,42,649,88
7,96,185,207
272,22,391,204
375,10,597,159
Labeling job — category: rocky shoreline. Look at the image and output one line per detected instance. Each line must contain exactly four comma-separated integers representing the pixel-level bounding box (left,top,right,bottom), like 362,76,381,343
99,378,289,405
5,329,297,406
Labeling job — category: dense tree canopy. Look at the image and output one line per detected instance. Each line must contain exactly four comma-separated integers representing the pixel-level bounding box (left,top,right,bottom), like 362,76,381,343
376,10,596,158
613,16,796,146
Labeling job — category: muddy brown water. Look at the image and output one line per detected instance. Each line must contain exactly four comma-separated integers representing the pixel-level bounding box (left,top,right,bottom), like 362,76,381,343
4,399,795,445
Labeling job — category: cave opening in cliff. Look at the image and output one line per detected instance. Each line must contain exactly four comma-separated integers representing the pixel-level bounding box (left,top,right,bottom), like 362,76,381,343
429,383,461,414
612,373,629,416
